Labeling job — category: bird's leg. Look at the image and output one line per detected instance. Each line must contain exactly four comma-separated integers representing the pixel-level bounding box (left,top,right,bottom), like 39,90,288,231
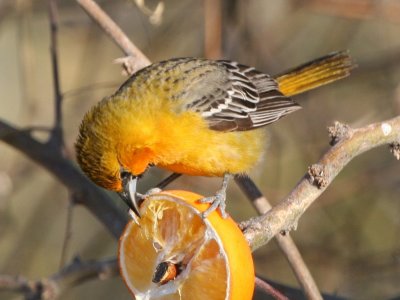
200,173,232,218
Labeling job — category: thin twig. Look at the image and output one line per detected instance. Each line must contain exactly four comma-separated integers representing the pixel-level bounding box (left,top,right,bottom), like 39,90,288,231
0,275,32,294
275,234,321,300
255,277,289,300
242,117,400,250
235,176,323,300
50,257,118,298
48,0,64,151
59,193,75,270
0,258,118,299
134,0,164,25
76,0,150,73
204,0,222,59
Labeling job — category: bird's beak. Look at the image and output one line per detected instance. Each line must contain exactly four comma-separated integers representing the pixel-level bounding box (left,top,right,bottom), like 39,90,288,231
118,175,141,223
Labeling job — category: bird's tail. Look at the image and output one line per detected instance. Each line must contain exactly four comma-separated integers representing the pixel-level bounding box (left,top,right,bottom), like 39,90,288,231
274,51,355,97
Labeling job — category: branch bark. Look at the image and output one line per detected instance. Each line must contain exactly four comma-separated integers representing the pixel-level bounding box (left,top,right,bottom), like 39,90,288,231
242,117,400,250
235,176,323,300
48,0,64,150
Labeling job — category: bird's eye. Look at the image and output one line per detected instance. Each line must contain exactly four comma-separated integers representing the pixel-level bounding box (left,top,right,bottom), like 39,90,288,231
120,168,131,181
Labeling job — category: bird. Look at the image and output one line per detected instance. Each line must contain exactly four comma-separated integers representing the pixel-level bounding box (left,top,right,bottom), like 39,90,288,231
75,51,354,222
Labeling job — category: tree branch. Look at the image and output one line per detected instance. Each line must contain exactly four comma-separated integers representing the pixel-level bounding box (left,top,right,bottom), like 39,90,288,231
242,117,400,250
76,0,150,74
255,277,289,300
0,120,128,238
0,257,118,299
204,0,222,59
235,176,323,300
48,0,64,151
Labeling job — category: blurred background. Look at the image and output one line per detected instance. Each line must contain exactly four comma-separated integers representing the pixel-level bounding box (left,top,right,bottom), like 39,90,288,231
0,0,400,299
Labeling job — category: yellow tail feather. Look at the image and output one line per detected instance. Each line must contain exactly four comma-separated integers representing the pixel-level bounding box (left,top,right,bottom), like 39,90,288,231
275,51,355,97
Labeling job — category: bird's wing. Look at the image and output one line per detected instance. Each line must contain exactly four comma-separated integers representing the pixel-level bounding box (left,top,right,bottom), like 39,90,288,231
185,60,301,131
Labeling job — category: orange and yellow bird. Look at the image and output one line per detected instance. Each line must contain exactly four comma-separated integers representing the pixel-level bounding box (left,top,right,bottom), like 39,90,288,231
76,51,354,220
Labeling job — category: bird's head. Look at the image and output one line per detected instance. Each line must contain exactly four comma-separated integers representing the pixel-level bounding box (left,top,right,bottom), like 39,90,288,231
75,97,156,215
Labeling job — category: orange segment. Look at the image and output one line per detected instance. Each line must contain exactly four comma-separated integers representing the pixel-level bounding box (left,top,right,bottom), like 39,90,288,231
118,190,254,300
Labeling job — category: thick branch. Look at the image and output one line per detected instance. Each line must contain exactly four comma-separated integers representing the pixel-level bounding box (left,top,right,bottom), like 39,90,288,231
0,120,128,238
236,176,323,300
242,116,400,250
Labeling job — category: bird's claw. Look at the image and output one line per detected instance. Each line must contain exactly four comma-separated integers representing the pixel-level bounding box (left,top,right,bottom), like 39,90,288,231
136,187,162,200
200,191,228,219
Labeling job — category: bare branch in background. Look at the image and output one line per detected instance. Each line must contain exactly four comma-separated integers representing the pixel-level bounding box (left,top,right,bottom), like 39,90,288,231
204,0,222,59
0,120,128,238
0,258,118,299
76,0,150,74
0,0,13,26
299,0,400,23
134,0,164,25
255,277,290,300
0,258,342,300
59,193,75,270
1,0,128,241
48,0,64,152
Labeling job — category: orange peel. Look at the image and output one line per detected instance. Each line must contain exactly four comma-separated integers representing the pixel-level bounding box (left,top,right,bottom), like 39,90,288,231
118,190,255,299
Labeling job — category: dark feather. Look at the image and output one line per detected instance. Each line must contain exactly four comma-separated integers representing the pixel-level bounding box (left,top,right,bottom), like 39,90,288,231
116,57,301,132
187,60,301,131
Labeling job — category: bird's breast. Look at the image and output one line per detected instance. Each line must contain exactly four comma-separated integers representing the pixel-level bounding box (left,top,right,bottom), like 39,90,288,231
115,97,266,177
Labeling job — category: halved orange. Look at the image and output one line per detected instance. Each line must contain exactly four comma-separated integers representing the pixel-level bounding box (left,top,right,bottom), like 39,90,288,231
118,190,255,300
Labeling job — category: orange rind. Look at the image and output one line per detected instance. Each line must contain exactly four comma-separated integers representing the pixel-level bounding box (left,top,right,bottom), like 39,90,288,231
118,190,255,300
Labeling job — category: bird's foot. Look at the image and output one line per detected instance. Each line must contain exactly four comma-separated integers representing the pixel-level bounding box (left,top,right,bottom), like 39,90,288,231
136,187,162,200
199,173,232,219
199,190,228,218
